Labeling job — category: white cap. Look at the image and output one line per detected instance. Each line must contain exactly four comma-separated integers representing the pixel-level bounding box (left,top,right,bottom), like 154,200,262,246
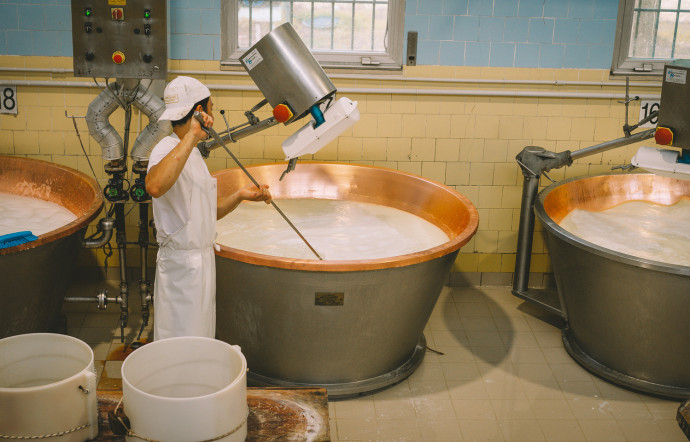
159,76,211,121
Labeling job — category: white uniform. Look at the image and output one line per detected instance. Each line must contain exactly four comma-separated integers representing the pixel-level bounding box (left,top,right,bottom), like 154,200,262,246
148,134,217,340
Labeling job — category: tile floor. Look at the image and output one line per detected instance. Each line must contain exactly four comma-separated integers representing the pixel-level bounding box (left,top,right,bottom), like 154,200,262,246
62,281,687,441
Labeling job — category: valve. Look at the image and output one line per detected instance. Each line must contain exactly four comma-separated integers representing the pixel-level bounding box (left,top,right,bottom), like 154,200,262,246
129,177,150,202
104,178,129,202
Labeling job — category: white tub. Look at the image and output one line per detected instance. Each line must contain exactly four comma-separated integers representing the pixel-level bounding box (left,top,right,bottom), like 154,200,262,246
0,333,98,440
121,336,248,442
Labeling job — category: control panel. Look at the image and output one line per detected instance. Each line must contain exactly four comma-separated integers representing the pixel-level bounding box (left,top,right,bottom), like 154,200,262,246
71,0,167,79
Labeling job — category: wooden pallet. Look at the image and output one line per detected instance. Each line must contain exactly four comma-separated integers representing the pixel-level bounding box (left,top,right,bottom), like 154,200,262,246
96,387,330,441
678,399,690,441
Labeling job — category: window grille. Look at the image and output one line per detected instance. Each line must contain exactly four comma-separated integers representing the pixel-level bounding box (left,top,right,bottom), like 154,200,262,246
612,0,690,76
221,0,405,70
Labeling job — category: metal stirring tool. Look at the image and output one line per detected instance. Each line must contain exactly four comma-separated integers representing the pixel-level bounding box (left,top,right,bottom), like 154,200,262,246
193,112,324,260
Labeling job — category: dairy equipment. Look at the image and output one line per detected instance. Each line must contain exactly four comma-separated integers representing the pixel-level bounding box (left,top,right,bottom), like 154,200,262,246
66,1,169,342
66,11,359,342
120,337,247,441
212,163,478,398
512,63,690,398
0,157,103,339
0,333,98,440
196,23,360,178
631,61,690,179
535,174,690,398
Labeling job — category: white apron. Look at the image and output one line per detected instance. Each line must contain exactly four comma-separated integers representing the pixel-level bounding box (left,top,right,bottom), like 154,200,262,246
153,158,217,341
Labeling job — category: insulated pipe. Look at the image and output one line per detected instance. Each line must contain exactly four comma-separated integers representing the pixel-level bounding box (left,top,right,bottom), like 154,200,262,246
86,82,124,161
130,84,169,162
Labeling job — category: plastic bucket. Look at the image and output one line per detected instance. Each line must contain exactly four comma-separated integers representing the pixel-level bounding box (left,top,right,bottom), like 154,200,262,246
121,336,248,442
0,333,98,440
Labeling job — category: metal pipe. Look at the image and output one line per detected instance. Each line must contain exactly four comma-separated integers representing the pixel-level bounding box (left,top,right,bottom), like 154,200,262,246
197,117,280,154
512,172,540,296
570,128,656,160
0,66,663,88
82,218,115,249
86,82,124,161
0,80,662,100
130,83,169,162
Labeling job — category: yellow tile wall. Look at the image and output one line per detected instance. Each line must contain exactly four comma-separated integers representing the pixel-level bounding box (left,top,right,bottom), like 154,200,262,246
0,57,662,275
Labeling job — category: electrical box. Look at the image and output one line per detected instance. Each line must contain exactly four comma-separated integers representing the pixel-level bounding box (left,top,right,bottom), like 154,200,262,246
657,60,690,149
71,0,167,79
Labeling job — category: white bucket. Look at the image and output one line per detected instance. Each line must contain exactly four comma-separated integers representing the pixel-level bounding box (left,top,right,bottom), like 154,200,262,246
121,336,248,442
0,333,98,440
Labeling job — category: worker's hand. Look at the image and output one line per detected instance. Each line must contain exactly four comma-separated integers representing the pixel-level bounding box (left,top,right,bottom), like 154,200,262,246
239,183,272,204
190,108,214,142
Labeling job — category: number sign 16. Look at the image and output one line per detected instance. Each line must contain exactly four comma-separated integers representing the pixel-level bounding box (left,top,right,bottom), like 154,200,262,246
638,100,659,128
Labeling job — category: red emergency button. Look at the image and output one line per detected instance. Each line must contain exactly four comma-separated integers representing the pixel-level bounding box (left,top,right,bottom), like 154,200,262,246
112,51,125,64
111,8,124,20
273,103,293,123
655,126,675,146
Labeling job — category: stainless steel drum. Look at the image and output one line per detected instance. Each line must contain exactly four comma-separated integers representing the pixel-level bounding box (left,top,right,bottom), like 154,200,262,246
212,163,478,398
0,156,103,338
535,173,690,399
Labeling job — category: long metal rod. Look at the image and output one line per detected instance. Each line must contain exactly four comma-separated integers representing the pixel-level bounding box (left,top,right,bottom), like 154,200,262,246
570,128,656,160
194,112,323,260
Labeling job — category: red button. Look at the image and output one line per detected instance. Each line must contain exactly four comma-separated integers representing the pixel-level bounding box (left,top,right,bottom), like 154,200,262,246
112,51,125,64
655,127,674,146
273,104,294,123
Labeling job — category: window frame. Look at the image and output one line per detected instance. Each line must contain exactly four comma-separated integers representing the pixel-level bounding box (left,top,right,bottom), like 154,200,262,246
611,0,685,76
220,0,406,71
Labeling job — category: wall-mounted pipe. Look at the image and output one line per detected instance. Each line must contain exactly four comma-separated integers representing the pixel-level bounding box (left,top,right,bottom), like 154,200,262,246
2,79,661,100
0,66,662,88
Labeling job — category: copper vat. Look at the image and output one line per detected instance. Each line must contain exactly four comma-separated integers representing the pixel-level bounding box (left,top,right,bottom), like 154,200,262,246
212,163,478,397
0,156,103,338
535,173,690,398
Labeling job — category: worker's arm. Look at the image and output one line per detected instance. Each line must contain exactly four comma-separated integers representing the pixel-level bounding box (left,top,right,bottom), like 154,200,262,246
145,108,212,198
217,183,272,220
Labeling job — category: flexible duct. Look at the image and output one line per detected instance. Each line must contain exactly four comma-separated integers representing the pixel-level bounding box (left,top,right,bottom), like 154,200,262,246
130,84,169,162
86,82,124,161
86,82,169,163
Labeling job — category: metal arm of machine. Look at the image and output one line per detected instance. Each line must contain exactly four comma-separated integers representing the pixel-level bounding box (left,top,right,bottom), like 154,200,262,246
82,217,115,249
196,117,280,158
512,127,657,314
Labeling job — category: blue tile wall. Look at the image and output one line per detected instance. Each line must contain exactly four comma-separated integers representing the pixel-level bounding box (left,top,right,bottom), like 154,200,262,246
0,0,619,68
409,0,618,68
490,42,516,67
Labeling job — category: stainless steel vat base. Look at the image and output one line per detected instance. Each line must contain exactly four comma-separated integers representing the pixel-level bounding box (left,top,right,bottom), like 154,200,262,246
247,335,427,399
562,328,690,400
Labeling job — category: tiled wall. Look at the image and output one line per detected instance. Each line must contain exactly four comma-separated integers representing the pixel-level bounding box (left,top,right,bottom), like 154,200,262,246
0,2,664,285
0,0,618,69
405,0,619,68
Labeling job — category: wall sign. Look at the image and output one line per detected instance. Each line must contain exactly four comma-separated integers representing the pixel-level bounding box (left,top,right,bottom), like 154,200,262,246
0,86,17,115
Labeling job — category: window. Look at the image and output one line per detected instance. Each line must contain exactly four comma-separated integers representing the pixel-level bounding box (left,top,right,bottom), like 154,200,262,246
612,0,690,76
221,0,405,70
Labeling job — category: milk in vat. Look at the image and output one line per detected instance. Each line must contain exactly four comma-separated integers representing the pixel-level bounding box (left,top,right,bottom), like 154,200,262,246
559,199,690,266
0,193,77,237
216,199,450,260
